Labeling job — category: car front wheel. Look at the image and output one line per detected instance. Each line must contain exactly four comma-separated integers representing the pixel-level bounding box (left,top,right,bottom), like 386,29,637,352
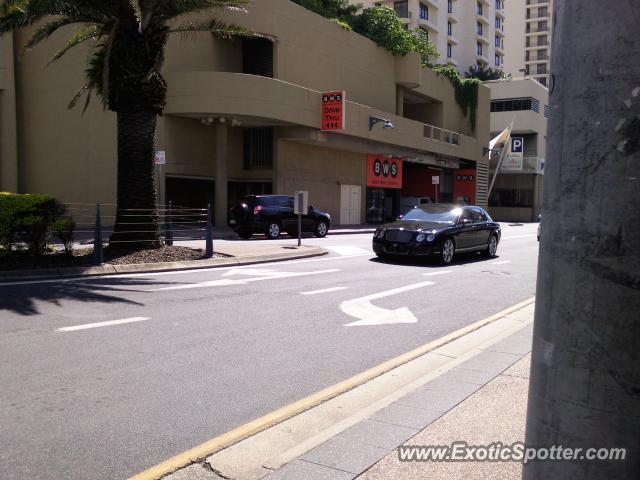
265,222,281,239
440,238,455,265
315,221,329,238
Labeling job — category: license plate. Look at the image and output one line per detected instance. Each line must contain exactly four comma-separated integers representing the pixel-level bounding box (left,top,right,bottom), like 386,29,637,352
229,219,236,225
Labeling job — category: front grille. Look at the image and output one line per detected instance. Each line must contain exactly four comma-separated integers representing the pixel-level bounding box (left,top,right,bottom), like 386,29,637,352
385,229,413,243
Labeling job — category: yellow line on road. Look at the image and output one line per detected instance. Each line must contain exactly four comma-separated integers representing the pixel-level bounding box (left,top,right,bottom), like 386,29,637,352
129,296,536,480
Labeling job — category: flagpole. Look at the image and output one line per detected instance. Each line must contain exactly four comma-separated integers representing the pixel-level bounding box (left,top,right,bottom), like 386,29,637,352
487,118,515,198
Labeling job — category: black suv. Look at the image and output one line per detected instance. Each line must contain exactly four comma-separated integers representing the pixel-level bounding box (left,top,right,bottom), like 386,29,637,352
228,195,332,239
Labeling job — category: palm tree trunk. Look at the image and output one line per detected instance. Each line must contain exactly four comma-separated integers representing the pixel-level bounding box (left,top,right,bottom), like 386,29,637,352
109,109,161,249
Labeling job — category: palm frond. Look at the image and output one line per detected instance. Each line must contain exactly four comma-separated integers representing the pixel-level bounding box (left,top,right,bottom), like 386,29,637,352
170,19,272,41
49,24,100,63
155,0,249,21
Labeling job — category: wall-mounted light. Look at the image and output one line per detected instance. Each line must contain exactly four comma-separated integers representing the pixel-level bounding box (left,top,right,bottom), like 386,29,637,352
369,116,394,131
201,117,215,126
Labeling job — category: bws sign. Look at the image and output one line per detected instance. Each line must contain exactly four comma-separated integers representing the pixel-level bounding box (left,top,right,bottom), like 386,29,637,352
367,155,403,189
321,91,345,131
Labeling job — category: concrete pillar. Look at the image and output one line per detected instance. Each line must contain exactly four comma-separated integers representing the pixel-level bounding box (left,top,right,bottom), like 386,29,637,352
0,33,18,192
524,1,640,479
214,121,228,226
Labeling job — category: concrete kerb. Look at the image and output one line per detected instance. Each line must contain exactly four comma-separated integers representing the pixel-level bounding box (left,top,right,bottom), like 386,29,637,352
0,247,328,283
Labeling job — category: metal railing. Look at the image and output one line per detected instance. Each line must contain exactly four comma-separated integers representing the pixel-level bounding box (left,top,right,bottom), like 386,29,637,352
424,125,461,146
61,202,214,265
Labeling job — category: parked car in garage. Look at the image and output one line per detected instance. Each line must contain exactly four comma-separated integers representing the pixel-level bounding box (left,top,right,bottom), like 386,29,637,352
372,204,501,264
228,195,331,239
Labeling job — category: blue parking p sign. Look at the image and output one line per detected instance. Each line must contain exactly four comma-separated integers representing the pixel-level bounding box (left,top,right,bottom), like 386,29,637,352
511,137,524,154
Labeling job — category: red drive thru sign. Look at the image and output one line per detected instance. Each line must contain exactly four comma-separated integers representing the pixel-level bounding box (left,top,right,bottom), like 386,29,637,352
321,91,345,131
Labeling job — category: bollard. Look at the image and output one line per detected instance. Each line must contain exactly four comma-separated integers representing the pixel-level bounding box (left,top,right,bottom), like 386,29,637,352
93,204,104,266
166,200,174,246
205,204,213,258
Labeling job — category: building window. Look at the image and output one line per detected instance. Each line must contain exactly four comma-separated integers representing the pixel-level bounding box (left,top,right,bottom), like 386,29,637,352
448,0,453,13
477,22,483,35
495,35,500,47
495,17,501,29
394,0,409,18
537,63,547,74
490,97,538,113
243,128,273,169
448,21,452,35
419,2,428,20
477,2,483,15
495,54,500,66
477,42,483,55
242,38,273,78
447,43,453,58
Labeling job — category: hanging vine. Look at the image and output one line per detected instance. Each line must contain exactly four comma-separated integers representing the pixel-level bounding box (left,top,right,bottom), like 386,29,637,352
433,64,480,133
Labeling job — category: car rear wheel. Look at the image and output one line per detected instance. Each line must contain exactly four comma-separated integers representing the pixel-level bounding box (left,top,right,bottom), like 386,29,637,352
265,222,281,239
486,234,499,257
315,221,329,238
440,238,455,265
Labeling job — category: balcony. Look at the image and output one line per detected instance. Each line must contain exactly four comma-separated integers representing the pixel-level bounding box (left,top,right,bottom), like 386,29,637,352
526,0,550,5
495,27,505,37
423,0,440,8
476,53,490,64
526,12,550,21
448,35,460,45
526,26,550,35
477,34,491,45
477,14,490,25
447,11,459,23
418,17,440,33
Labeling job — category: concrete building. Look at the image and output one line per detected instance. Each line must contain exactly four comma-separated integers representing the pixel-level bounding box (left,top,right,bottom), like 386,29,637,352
503,0,553,87
0,0,491,226
485,77,547,221
358,0,506,74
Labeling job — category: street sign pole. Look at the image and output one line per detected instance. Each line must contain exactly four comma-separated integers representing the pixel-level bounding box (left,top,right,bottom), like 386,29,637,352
294,191,309,248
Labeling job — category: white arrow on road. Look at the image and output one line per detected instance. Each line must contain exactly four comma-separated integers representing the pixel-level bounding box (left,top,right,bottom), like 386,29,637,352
341,281,436,327
152,268,340,291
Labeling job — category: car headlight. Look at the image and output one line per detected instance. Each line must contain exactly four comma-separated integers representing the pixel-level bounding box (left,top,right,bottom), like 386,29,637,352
426,234,435,242
376,229,386,239
416,233,426,242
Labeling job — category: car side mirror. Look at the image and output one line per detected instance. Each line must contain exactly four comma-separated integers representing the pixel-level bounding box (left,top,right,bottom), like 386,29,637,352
395,214,404,221
460,218,472,225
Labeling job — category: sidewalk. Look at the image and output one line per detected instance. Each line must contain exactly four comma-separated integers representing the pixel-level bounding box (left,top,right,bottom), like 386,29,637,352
158,301,534,480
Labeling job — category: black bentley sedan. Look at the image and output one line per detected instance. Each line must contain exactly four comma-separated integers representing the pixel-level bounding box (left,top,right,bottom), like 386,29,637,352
372,204,501,264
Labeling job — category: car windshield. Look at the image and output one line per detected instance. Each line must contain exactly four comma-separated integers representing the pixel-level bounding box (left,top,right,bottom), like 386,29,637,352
401,205,462,224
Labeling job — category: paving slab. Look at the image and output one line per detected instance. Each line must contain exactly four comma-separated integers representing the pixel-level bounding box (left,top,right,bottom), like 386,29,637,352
300,436,389,475
266,459,355,480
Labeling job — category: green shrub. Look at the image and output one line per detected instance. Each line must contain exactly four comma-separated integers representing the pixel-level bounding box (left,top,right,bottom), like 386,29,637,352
52,218,76,255
0,192,71,256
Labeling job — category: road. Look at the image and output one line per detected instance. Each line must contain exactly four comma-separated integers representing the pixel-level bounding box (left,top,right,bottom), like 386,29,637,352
0,223,539,480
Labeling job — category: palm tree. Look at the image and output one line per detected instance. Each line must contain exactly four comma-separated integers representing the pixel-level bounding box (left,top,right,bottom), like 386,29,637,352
465,63,504,81
0,0,266,249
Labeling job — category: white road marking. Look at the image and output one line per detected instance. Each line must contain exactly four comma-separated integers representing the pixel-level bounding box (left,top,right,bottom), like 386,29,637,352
341,281,436,327
492,260,512,265
223,268,282,277
152,268,340,291
57,317,150,332
300,286,348,295
423,271,452,276
325,246,372,256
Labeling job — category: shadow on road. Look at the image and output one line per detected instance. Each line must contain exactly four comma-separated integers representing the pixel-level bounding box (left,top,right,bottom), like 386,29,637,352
0,277,176,316
369,251,501,268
